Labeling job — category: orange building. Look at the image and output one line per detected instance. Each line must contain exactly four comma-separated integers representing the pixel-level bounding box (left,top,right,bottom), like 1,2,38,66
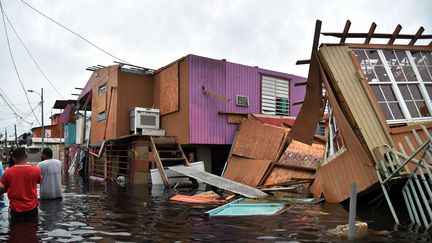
31,113,64,139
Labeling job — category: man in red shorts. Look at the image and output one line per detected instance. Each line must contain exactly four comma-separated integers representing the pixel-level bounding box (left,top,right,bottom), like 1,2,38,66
0,148,42,219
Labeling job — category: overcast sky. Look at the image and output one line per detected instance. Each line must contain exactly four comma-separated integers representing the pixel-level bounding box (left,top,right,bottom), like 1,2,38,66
0,0,431,137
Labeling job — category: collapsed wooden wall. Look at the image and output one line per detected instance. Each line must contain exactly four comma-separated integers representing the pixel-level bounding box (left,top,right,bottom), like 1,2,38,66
223,118,325,188
308,45,397,202
223,119,287,187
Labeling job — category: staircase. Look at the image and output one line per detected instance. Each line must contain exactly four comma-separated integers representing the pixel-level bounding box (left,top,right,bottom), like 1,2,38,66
150,136,190,188
375,125,432,228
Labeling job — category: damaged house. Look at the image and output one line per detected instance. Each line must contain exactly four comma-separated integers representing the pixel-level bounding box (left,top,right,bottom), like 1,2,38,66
58,54,306,186
289,20,432,227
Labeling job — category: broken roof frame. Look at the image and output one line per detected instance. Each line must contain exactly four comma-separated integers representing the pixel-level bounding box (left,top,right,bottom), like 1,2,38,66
86,61,155,75
296,20,432,66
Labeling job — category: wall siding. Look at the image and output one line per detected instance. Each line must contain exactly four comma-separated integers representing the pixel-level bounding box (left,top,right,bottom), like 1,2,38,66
189,55,227,144
188,55,306,144
116,70,154,138
90,66,119,144
159,57,190,144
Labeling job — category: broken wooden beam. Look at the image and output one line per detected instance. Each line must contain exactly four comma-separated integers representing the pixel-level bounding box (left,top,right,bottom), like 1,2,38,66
409,26,425,45
388,24,402,45
340,20,352,44
364,22,377,44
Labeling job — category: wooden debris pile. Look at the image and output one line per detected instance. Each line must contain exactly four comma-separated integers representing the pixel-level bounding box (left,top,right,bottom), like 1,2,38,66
223,118,325,193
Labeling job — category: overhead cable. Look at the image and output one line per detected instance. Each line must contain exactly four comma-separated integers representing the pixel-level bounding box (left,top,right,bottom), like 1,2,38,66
0,1,41,126
1,6,65,99
20,0,130,64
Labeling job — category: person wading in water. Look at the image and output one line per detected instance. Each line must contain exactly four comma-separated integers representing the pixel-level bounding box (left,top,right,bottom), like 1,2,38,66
38,147,63,200
0,148,42,219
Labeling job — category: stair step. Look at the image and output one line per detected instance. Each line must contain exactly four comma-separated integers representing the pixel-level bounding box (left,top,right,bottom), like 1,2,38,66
160,158,185,161
158,150,181,153
153,137,177,144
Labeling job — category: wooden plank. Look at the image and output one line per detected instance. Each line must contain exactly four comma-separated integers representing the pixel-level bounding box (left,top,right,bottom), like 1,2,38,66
227,114,244,124
294,81,308,86
390,123,432,134
289,54,322,144
296,59,310,65
177,143,190,166
409,27,425,46
231,119,287,161
153,136,177,144
169,166,268,198
388,24,402,45
223,156,272,187
258,132,290,186
150,136,169,187
292,100,304,106
273,163,316,172
288,20,323,145
364,22,377,44
346,43,432,52
340,20,351,44
159,62,179,115
218,111,249,115
322,31,432,39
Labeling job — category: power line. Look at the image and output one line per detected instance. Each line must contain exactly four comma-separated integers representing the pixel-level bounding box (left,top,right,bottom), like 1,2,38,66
0,90,21,119
0,87,22,114
20,0,129,64
1,102,40,132
1,7,65,99
0,101,39,107
0,1,41,126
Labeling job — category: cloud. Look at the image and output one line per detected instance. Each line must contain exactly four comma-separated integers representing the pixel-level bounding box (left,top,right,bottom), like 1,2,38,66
0,0,431,135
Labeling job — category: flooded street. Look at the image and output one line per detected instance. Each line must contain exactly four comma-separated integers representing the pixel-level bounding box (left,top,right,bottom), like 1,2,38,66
0,175,430,242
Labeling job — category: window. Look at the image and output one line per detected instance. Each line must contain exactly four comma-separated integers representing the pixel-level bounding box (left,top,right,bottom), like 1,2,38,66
354,49,432,123
98,83,107,96
261,76,290,116
97,111,106,121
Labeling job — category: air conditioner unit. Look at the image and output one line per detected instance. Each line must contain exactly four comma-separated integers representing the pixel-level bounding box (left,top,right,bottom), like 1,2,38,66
130,107,160,134
236,95,249,107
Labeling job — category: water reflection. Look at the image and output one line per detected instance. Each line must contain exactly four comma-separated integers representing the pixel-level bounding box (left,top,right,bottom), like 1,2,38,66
0,175,430,242
39,199,63,231
8,216,39,243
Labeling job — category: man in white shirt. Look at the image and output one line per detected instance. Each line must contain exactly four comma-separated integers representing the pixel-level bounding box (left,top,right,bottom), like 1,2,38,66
37,148,63,200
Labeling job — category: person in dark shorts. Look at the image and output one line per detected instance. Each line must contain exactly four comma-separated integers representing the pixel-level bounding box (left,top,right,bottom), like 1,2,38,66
0,148,42,219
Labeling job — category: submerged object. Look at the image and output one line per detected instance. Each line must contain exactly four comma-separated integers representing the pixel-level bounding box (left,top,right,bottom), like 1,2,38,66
206,198,286,217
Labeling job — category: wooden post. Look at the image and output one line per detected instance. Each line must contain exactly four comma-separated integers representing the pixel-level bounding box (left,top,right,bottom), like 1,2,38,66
348,183,357,240
150,136,169,187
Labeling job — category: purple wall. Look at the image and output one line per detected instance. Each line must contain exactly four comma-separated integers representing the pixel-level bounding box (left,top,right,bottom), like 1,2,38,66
188,54,306,144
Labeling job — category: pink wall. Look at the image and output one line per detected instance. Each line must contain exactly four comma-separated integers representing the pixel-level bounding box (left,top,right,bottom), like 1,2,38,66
188,54,306,145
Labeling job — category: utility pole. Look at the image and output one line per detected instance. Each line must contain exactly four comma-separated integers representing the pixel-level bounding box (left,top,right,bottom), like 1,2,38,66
41,87,44,149
4,128,6,149
28,88,44,148
14,124,17,147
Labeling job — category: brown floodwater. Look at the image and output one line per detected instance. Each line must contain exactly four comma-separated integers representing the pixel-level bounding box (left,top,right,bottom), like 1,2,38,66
0,175,430,242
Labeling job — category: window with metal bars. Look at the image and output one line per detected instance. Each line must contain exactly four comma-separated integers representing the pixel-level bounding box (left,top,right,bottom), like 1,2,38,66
261,76,290,116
